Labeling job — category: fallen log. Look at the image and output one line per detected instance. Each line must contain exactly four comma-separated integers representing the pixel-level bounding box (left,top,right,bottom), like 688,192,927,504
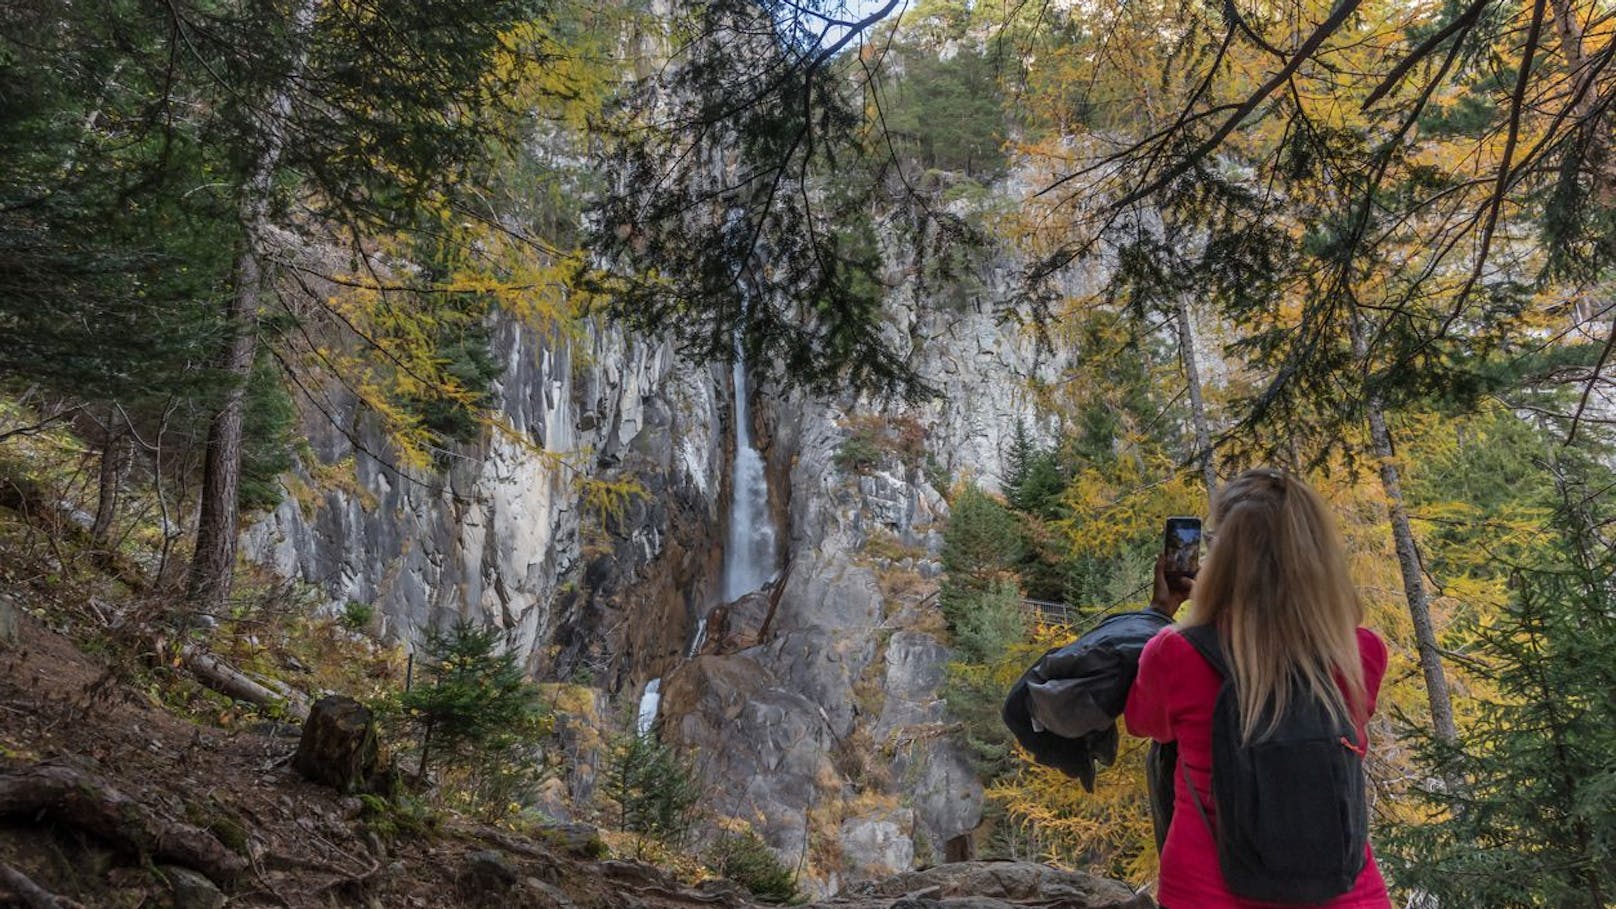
0,763,247,884
182,647,309,721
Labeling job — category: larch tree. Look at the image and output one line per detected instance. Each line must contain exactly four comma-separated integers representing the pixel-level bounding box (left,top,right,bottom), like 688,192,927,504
150,0,552,613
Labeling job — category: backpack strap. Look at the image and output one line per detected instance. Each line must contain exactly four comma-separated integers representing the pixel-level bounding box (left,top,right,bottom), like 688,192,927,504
1175,624,1225,842
1177,623,1229,678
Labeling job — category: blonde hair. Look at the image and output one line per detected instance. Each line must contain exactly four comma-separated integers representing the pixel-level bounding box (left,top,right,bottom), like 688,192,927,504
1182,469,1367,742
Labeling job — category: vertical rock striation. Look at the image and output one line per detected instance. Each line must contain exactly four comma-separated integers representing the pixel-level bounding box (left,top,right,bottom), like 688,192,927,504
244,318,727,684
246,188,1089,897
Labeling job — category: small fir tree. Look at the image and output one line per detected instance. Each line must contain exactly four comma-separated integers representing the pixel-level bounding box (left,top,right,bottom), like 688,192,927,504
705,830,800,903
603,730,703,853
401,620,543,779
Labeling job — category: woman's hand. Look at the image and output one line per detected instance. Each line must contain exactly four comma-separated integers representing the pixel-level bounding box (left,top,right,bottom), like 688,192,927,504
1150,552,1194,618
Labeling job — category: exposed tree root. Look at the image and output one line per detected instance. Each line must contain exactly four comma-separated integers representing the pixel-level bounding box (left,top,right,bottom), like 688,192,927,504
0,762,248,884
0,860,87,909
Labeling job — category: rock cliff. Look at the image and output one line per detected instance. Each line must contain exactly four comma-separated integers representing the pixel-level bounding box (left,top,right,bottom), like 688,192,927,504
244,192,1078,895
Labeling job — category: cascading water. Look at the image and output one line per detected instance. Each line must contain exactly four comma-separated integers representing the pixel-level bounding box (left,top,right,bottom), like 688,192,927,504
721,352,777,603
636,678,661,735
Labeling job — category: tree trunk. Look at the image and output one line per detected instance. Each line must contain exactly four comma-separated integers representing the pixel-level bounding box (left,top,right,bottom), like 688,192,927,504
0,861,84,909
1352,315,1458,742
1173,295,1218,509
181,645,309,720
186,0,320,614
91,415,129,544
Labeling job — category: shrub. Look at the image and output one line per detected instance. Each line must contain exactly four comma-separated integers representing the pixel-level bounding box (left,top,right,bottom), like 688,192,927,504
706,831,800,903
834,414,929,475
603,731,702,848
341,600,374,631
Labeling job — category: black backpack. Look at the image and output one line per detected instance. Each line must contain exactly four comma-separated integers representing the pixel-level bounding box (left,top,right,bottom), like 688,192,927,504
1178,625,1369,904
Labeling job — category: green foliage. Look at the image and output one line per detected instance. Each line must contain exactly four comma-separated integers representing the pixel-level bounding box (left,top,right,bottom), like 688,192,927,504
358,792,439,842
341,600,376,632
881,42,1007,178
705,831,801,903
412,325,503,448
945,578,1026,664
400,620,546,779
940,485,1022,595
582,0,929,400
1386,455,1616,908
240,357,297,512
603,731,702,846
941,655,1021,780
834,433,884,475
939,483,1027,658
1001,424,1066,519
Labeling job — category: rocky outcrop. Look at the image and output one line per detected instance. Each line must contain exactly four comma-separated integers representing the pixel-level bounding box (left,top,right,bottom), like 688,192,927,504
657,196,1083,894
244,319,727,687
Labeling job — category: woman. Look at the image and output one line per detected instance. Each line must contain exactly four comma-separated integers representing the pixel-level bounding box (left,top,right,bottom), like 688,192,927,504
1125,469,1392,909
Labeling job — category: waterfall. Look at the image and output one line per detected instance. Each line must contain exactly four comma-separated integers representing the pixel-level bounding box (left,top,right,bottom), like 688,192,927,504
721,352,777,602
636,678,662,735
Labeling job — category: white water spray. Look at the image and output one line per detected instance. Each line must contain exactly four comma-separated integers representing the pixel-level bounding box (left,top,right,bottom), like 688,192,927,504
636,678,662,735
721,353,777,602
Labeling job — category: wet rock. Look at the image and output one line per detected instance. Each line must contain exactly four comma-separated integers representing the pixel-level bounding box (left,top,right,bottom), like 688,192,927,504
702,589,773,654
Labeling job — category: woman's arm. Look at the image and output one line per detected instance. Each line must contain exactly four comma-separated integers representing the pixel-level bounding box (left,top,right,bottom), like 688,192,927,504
1124,629,1179,742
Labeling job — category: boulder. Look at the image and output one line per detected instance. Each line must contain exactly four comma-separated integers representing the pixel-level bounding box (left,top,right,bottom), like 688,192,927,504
839,808,915,879
161,865,226,909
460,850,519,897
537,822,606,859
291,696,382,793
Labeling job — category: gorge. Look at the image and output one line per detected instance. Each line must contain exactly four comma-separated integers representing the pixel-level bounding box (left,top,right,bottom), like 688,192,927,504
240,189,1077,891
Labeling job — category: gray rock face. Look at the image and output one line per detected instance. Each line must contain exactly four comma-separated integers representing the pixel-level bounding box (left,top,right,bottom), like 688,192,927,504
245,183,1081,897
660,654,840,864
244,319,727,685
840,809,916,881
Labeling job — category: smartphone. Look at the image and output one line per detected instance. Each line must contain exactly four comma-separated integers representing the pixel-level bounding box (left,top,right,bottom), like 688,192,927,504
1163,516,1202,580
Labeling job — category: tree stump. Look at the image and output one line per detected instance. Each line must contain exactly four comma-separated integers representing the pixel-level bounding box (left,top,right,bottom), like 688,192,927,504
292,696,382,793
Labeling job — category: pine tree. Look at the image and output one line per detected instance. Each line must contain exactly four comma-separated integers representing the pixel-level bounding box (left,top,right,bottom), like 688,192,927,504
1001,420,1037,509
603,730,702,847
401,620,544,779
1387,455,1616,908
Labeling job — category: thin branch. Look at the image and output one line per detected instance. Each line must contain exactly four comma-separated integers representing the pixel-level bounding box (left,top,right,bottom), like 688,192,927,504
0,407,82,444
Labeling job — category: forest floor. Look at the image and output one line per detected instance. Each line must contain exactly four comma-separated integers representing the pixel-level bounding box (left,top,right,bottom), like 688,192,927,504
0,605,1155,909
0,605,764,909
